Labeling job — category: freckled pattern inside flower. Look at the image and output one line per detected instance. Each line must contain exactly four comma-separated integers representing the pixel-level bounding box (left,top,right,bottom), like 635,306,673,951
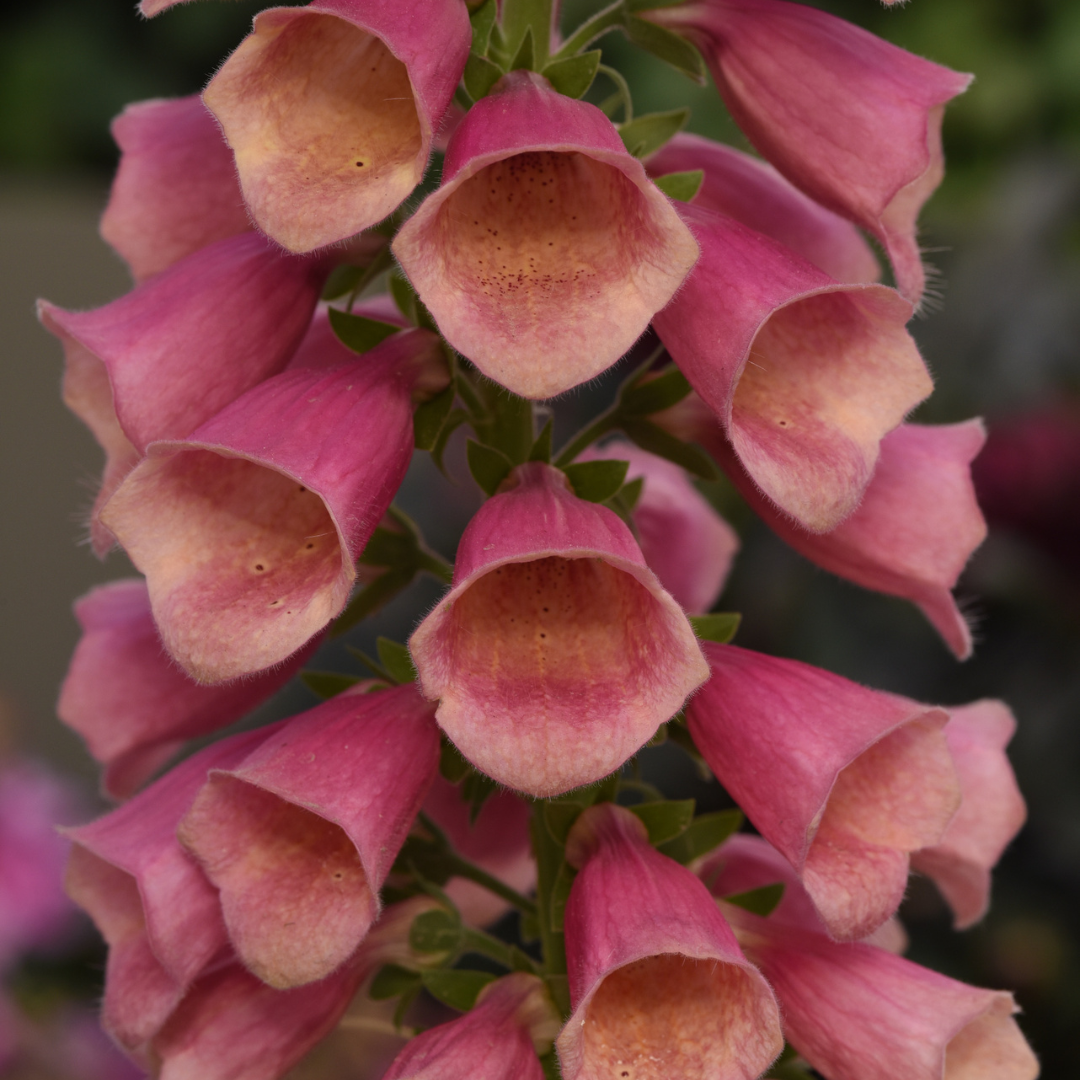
730,290,931,530
944,997,1040,1080
102,450,346,682
581,954,770,1080
207,13,423,251
181,776,374,989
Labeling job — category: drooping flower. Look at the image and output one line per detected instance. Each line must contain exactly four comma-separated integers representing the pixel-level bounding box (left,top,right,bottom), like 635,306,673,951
393,70,699,399
203,0,472,252
410,462,709,797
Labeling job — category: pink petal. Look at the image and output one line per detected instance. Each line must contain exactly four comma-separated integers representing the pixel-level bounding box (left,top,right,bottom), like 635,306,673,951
912,700,1027,929
203,0,470,252
687,643,961,939
647,132,880,284
393,71,698,399
101,96,251,283
99,329,444,683
557,804,782,1080
654,205,932,531
57,578,316,799
410,462,709,797
178,684,440,988
648,0,971,303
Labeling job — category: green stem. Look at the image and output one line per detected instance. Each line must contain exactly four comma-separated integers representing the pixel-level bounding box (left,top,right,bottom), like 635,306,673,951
461,926,541,973
597,64,633,123
416,550,454,585
550,0,625,62
553,411,618,469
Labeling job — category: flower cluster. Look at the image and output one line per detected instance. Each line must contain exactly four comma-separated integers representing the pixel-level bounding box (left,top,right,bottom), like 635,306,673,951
42,0,1039,1078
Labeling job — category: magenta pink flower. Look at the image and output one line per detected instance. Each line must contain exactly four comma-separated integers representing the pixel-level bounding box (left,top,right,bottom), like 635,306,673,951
653,204,932,531
57,578,317,799
687,643,961,939
99,328,446,683
645,0,971,303
556,803,782,1080
912,700,1027,929
410,462,708,797
203,0,471,252
178,684,440,988
393,71,698,399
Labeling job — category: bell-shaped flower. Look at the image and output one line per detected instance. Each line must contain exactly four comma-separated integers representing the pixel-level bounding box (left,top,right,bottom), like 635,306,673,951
203,0,471,252
647,133,880,285
709,838,1037,1080
424,777,536,927
57,579,317,799
686,643,961,940
410,462,709,797
99,327,446,683
645,0,971,303
393,71,699,399
556,803,782,1080
581,442,739,613
912,700,1027,930
178,683,440,989
63,725,276,1059
653,204,932,531
101,95,252,283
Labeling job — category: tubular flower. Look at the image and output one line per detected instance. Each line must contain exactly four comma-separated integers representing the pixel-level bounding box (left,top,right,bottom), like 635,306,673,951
556,803,783,1080
178,683,441,989
393,70,699,399
643,0,972,303
686,643,961,940
410,462,709,797
203,0,471,252
99,328,447,683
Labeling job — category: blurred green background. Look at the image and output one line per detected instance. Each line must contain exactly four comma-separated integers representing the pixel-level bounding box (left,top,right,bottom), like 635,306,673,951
1,0,1079,1076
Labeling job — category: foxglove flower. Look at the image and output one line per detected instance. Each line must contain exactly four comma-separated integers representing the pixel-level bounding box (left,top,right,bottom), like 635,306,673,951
410,462,709,797
557,803,782,1080
203,0,471,252
393,71,698,399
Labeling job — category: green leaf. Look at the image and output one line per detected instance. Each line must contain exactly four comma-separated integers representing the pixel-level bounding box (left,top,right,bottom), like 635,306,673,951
541,50,601,98
657,808,743,864
422,969,497,1012
617,107,691,159
510,25,535,70
724,883,786,917
619,366,691,416
529,418,553,463
627,799,696,846
462,769,500,823
321,263,365,302
414,383,457,451
345,646,392,683
620,417,718,479
464,52,504,102
544,801,586,847
539,1050,561,1080
470,0,497,53
393,983,421,1029
689,612,741,644
369,963,422,1001
623,16,706,82
619,476,645,512
432,408,468,476
467,439,514,496
519,911,540,943
409,908,462,955
652,168,704,202
327,307,399,354
439,739,472,784
332,567,414,636
300,671,362,700
377,637,417,685
562,459,630,503
549,858,576,932
389,272,418,322
501,0,552,64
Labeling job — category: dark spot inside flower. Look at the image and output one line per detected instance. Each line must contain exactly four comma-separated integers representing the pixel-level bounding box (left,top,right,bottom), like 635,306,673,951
355,161,364,167
255,564,265,572
306,543,314,549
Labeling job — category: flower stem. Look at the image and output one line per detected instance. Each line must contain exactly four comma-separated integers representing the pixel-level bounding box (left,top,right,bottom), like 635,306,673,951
551,1,626,62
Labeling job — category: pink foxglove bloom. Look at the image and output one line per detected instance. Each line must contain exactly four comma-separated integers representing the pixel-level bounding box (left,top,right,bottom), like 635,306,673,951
647,133,880,285
653,203,932,531
178,684,440,988
687,643,961,939
203,0,471,252
912,700,1027,930
410,462,709,797
100,328,446,683
64,725,275,1059
424,777,535,927
57,578,317,799
582,442,739,613
393,71,699,399
101,95,251,283
645,0,971,303
382,973,559,1080
557,803,782,1080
